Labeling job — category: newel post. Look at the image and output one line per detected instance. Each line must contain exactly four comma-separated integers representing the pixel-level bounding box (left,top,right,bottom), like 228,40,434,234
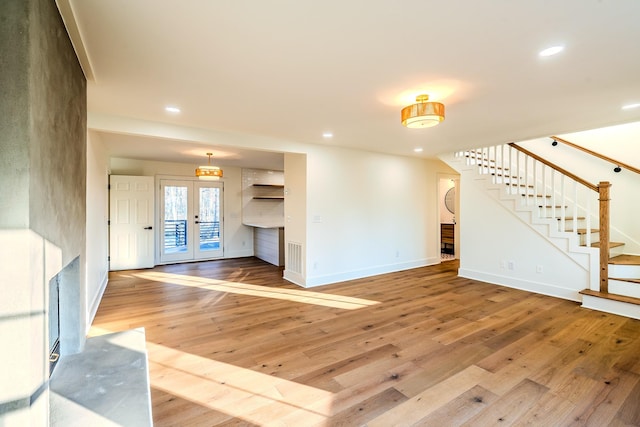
598,181,611,293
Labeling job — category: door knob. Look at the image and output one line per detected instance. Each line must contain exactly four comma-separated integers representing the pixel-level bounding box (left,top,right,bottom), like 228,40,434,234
144,226,153,230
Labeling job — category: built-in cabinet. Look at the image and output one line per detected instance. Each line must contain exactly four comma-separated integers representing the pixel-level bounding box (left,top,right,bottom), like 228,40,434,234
253,226,285,266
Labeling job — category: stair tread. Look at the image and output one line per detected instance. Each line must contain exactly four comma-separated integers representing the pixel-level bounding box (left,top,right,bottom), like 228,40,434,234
609,254,640,265
466,155,496,163
610,277,640,284
491,172,519,179
571,228,600,234
523,194,552,198
585,241,625,248
506,183,535,188
555,217,586,221
580,289,640,306
481,166,510,171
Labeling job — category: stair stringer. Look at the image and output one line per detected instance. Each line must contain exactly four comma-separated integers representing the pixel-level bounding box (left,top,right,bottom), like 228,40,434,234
443,153,599,292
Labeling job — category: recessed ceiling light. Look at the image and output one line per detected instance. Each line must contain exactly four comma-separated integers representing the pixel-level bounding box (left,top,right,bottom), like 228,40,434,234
322,132,333,138
165,106,181,113
414,147,424,153
539,46,564,57
622,103,640,110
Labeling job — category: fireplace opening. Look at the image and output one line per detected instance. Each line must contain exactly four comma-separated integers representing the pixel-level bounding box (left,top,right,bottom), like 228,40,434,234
49,273,60,375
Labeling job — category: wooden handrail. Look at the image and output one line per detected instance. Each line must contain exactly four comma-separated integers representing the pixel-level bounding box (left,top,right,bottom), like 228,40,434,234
508,143,599,192
551,136,640,175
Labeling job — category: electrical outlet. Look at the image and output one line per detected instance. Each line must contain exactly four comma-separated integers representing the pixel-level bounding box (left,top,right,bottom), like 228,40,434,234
500,260,506,269
536,265,543,273
508,261,515,270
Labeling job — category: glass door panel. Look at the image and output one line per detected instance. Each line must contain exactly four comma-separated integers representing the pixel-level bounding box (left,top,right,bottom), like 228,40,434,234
160,181,194,263
195,183,223,259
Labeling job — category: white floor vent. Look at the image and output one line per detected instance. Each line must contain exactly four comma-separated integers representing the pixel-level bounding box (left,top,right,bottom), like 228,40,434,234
287,242,303,274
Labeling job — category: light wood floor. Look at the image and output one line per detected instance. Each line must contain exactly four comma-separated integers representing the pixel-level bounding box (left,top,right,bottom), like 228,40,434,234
91,258,640,426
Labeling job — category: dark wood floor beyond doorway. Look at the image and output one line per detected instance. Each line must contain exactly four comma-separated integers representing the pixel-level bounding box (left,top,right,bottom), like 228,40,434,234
91,257,640,426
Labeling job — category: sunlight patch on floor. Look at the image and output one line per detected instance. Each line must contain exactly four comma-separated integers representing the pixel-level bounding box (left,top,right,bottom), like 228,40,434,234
145,341,336,425
133,271,380,310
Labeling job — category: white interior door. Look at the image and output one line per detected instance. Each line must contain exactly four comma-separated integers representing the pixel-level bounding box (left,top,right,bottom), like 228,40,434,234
109,175,155,270
160,179,223,263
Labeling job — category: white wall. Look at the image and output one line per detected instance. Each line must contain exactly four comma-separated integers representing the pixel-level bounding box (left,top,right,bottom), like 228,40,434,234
299,145,452,287
283,153,307,284
85,132,109,329
560,121,640,167
109,157,253,261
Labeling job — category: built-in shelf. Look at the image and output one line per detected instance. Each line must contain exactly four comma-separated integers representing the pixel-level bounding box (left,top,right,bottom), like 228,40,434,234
251,183,284,200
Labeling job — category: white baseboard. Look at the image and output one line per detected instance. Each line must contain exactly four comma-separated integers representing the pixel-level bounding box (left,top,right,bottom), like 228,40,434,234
223,249,254,259
283,270,305,287
300,258,439,288
458,268,581,302
87,272,109,332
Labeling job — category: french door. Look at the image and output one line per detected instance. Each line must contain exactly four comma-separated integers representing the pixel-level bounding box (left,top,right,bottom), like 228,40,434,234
160,179,223,263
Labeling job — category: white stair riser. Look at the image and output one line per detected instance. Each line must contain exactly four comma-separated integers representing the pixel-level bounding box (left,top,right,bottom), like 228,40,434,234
609,264,640,278
609,279,640,299
610,246,626,258
581,295,640,320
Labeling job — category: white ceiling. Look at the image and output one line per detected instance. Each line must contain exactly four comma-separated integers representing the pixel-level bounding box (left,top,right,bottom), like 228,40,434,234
61,0,640,168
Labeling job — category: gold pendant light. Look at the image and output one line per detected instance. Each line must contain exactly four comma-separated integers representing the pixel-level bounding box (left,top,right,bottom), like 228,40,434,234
401,94,445,128
195,152,223,180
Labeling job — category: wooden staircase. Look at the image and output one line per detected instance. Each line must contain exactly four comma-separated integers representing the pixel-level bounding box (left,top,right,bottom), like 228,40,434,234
449,144,640,319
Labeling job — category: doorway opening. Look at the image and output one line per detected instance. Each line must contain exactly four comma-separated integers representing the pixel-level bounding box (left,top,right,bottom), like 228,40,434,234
438,175,459,262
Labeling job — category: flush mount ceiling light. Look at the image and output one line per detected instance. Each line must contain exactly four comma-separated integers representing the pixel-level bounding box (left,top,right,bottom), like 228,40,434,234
165,106,181,113
195,152,223,180
401,94,445,128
